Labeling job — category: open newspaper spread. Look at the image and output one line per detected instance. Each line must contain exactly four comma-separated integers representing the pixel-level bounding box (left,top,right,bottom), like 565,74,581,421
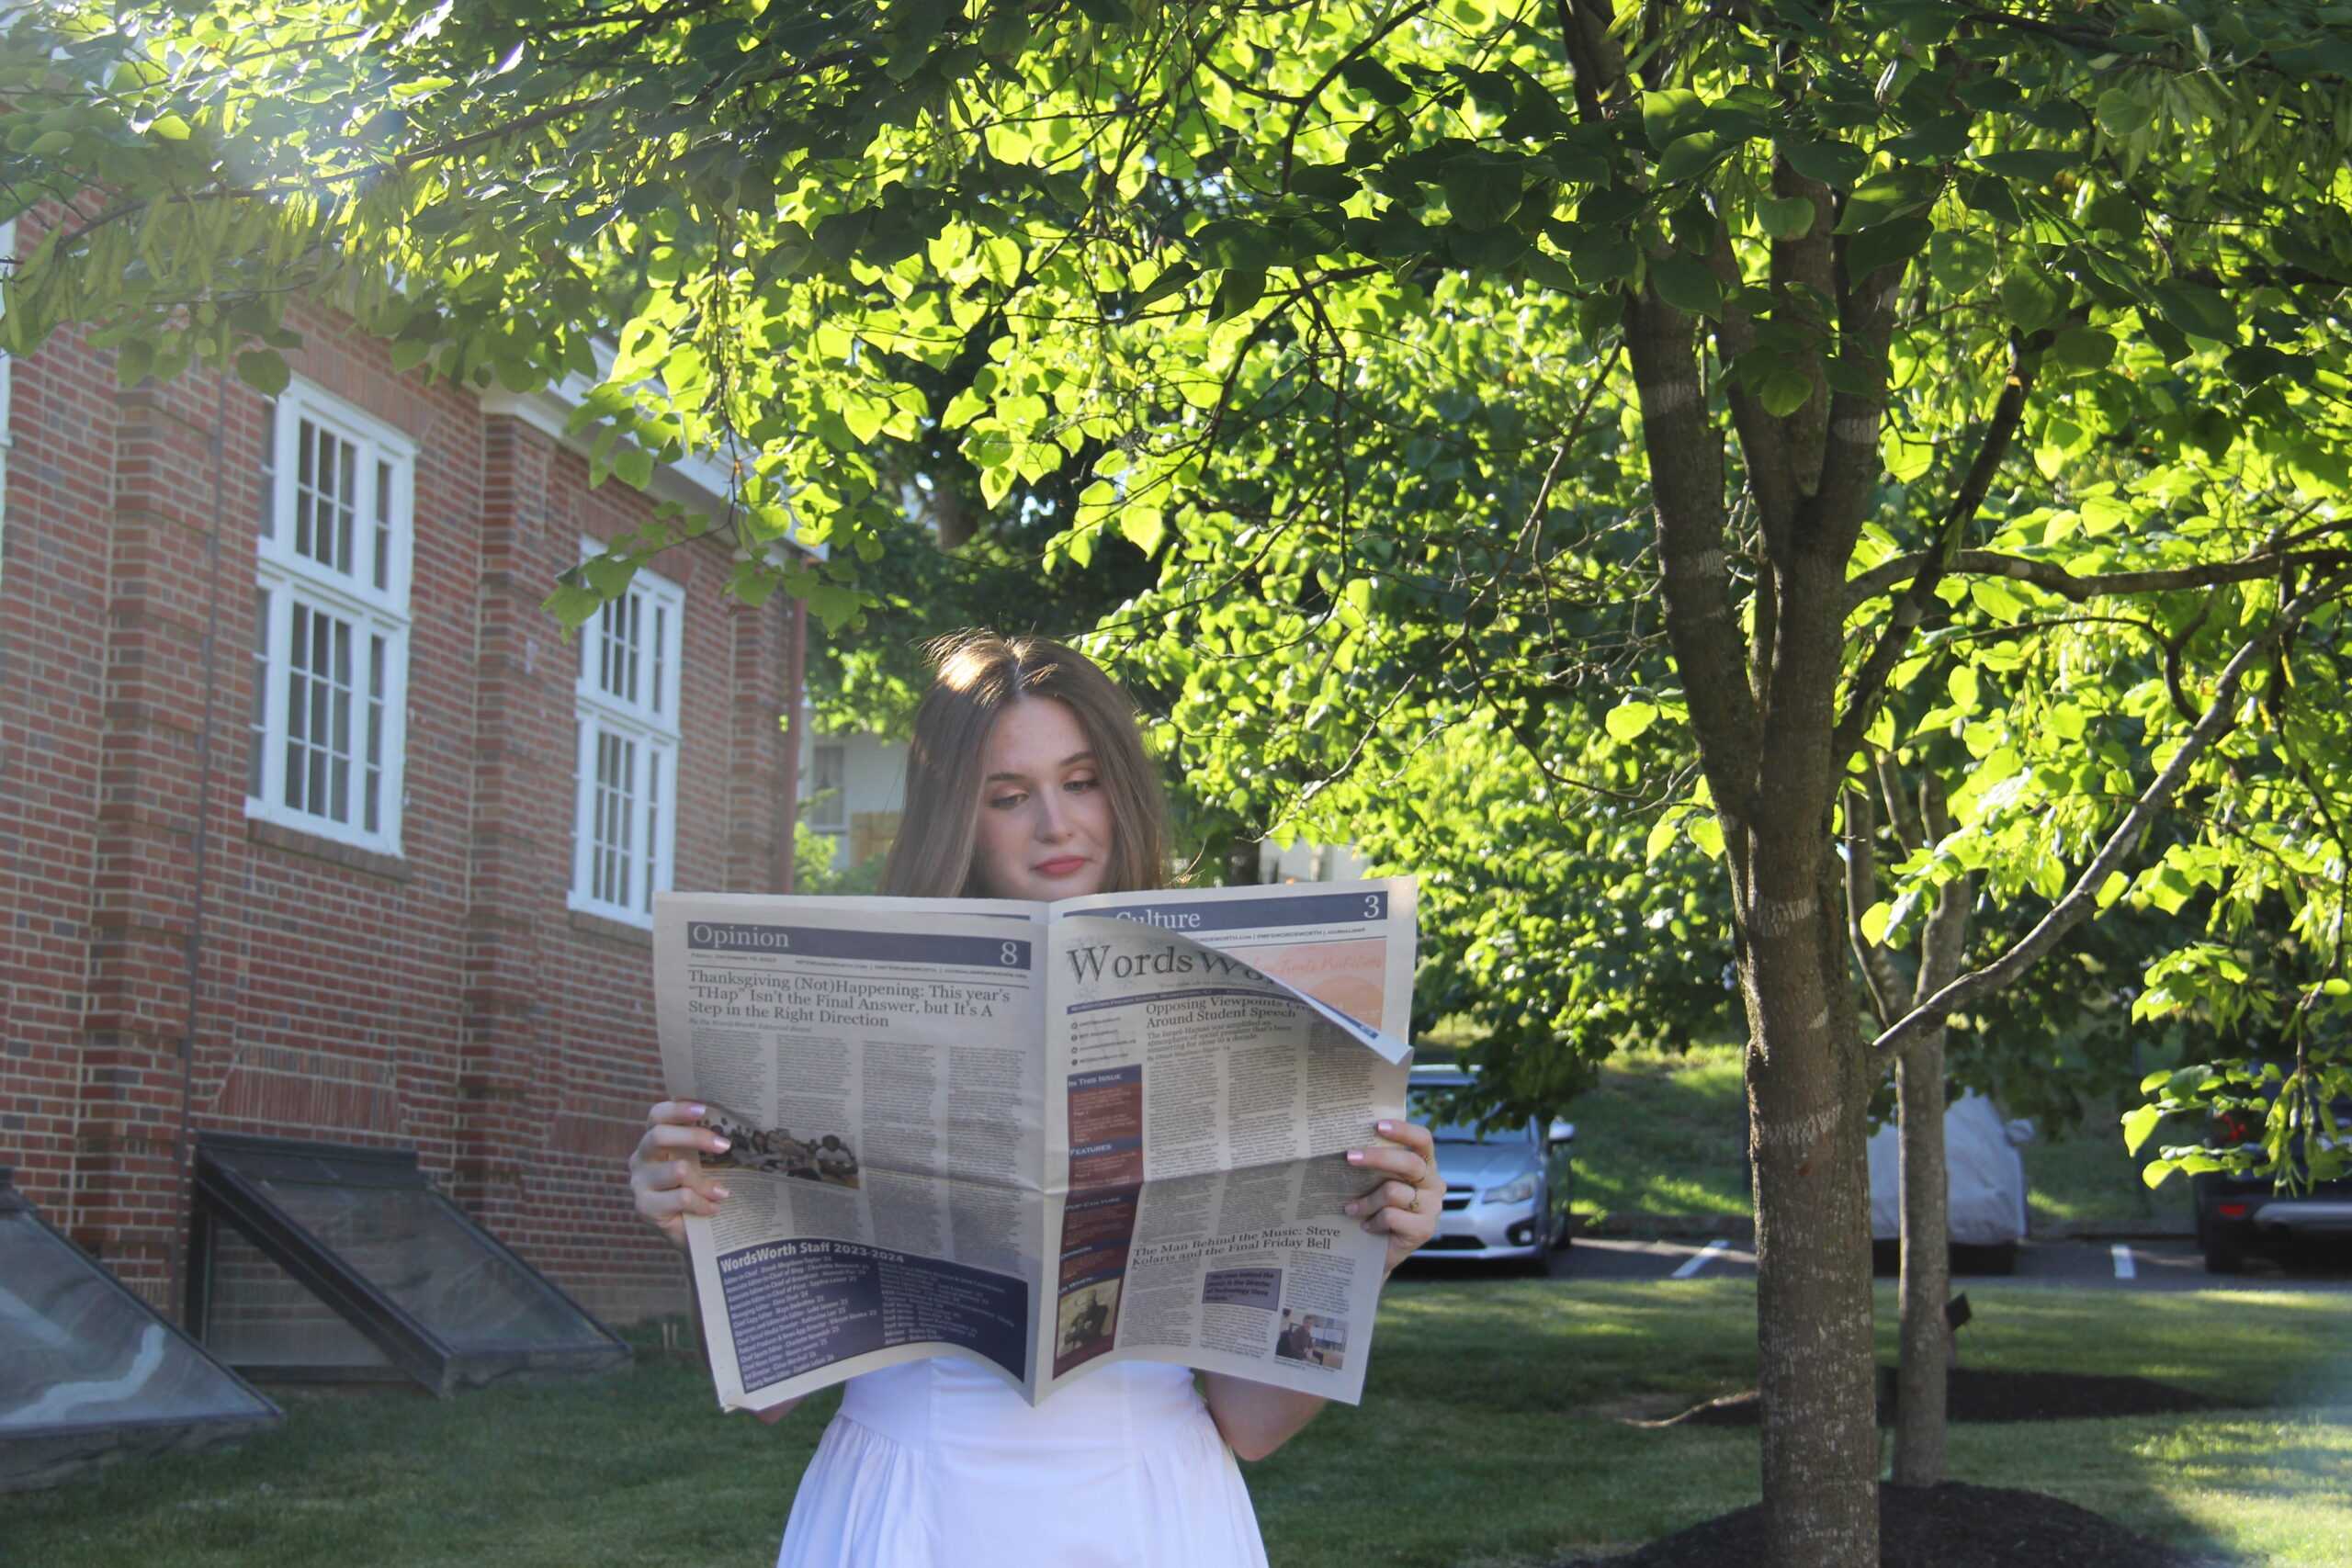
652,878,1417,1412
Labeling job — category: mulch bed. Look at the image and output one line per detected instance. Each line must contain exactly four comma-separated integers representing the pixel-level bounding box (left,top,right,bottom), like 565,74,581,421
1576,1482,2226,1568
1635,1366,2224,1428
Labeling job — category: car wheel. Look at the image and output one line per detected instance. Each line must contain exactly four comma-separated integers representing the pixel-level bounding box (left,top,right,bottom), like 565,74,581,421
1546,1205,1575,1252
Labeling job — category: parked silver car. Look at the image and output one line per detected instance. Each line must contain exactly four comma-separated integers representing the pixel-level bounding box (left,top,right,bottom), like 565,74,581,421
1407,1066,1575,1269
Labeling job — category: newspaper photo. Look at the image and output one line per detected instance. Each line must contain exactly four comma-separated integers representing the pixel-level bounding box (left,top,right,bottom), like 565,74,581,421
652,878,1417,1413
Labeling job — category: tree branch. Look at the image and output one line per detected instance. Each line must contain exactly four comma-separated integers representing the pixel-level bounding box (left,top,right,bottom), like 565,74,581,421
1829,333,2039,767
1844,547,2352,611
1844,783,1906,1029
1870,578,2344,1057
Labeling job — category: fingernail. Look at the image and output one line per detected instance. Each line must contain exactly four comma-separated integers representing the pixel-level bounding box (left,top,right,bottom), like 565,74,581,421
1376,1120,1395,1133
710,1137,730,1152
1342,1201,1362,1216
1346,1150,1364,1164
690,1104,707,1116
712,1185,730,1199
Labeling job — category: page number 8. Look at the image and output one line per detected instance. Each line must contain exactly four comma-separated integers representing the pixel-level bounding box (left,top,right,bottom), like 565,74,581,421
1001,941,1023,966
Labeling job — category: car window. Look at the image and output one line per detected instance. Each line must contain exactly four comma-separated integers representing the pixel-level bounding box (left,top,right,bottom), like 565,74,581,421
1407,1089,1532,1145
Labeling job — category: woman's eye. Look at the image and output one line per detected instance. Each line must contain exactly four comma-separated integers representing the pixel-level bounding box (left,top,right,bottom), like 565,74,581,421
988,793,1026,810
1066,776,1099,794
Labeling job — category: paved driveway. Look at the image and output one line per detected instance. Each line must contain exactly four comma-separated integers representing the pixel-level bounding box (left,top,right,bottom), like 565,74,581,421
1402,1235,2352,1292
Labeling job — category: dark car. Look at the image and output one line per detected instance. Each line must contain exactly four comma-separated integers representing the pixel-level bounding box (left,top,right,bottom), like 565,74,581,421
2192,1095,2352,1273
1406,1066,1576,1270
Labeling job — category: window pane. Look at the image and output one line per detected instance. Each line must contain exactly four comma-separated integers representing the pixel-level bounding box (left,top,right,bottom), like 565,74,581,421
200,1221,390,1371
249,1180,616,1352
249,589,271,798
0,1206,278,1434
336,440,356,578
257,400,277,541
282,598,363,829
296,419,313,558
651,604,666,716
591,729,638,908
643,750,662,915
365,635,385,836
373,459,391,591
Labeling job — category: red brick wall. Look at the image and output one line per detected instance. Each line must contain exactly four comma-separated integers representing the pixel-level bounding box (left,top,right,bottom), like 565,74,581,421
0,202,799,1328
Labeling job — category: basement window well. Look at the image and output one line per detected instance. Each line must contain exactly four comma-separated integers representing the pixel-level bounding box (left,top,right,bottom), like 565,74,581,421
191,1134,631,1394
0,1168,280,1493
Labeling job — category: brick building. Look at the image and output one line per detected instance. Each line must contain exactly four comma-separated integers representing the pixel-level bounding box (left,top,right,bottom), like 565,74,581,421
0,204,810,1346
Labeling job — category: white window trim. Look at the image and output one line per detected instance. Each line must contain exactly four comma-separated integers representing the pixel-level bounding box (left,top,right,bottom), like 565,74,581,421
0,217,15,586
246,378,415,856
570,540,684,926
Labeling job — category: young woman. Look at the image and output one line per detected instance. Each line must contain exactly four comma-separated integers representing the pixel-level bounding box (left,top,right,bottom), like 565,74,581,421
628,631,1442,1567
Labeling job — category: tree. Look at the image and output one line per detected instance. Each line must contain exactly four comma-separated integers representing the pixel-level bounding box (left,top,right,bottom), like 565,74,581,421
10,4,2352,1562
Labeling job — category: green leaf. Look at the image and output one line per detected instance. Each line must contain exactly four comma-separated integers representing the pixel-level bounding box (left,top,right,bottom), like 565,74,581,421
1975,149,2071,183
1605,700,1659,741
2152,280,2237,343
1757,367,1813,417
1131,261,1196,309
1645,814,1680,864
614,445,655,490
2050,326,2117,369
1657,130,1726,185
1208,268,1266,323
1928,231,1996,294
1340,59,1412,107
116,338,156,389
1758,196,1818,239
1778,137,1867,188
235,350,291,396
2096,88,2154,138
2096,870,2130,910
1643,90,1708,150
1688,815,1725,858
1844,216,1932,280
2121,1102,2164,1155
1860,899,1894,947
2140,1157,2178,1190
1999,271,2064,333
1837,173,1931,232
1118,506,1167,556
1648,254,1721,319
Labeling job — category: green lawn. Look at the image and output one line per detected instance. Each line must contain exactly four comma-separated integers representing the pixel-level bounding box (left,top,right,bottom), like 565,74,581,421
11,1282,2348,1567
1562,1041,2199,1235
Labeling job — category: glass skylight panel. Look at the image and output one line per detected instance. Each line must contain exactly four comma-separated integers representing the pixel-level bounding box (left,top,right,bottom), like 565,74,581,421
1,1180,277,1491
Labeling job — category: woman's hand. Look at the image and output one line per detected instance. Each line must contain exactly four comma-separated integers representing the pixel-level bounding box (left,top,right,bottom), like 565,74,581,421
1344,1119,1442,1278
629,1100,732,1250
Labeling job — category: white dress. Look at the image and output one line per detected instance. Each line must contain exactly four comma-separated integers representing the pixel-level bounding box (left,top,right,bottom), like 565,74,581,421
775,1357,1270,1568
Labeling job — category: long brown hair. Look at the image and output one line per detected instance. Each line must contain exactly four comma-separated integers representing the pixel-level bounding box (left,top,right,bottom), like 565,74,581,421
881,631,1170,898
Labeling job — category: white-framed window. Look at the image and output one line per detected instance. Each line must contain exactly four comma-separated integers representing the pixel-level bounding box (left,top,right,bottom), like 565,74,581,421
571,542,683,924
246,381,414,854
807,742,846,830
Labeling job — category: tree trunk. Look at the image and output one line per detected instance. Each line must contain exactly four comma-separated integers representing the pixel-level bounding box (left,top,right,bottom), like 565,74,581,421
1892,776,1970,1486
1744,861,1882,1567
1892,1023,1951,1485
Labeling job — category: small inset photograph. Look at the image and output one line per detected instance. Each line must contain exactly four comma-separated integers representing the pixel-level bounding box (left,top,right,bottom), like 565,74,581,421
1273,1308,1347,1371
699,1109,861,1190
1057,1279,1122,1359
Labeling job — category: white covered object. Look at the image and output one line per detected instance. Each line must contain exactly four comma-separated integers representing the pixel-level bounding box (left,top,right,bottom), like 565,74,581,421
777,1357,1267,1568
1867,1090,2030,1246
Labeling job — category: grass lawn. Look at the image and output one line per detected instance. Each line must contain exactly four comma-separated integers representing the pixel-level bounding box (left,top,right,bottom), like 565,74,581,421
1563,1041,2199,1235
10,1281,2348,1567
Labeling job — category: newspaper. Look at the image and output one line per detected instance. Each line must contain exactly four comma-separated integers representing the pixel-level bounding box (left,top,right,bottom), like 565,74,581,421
653,878,1417,1412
